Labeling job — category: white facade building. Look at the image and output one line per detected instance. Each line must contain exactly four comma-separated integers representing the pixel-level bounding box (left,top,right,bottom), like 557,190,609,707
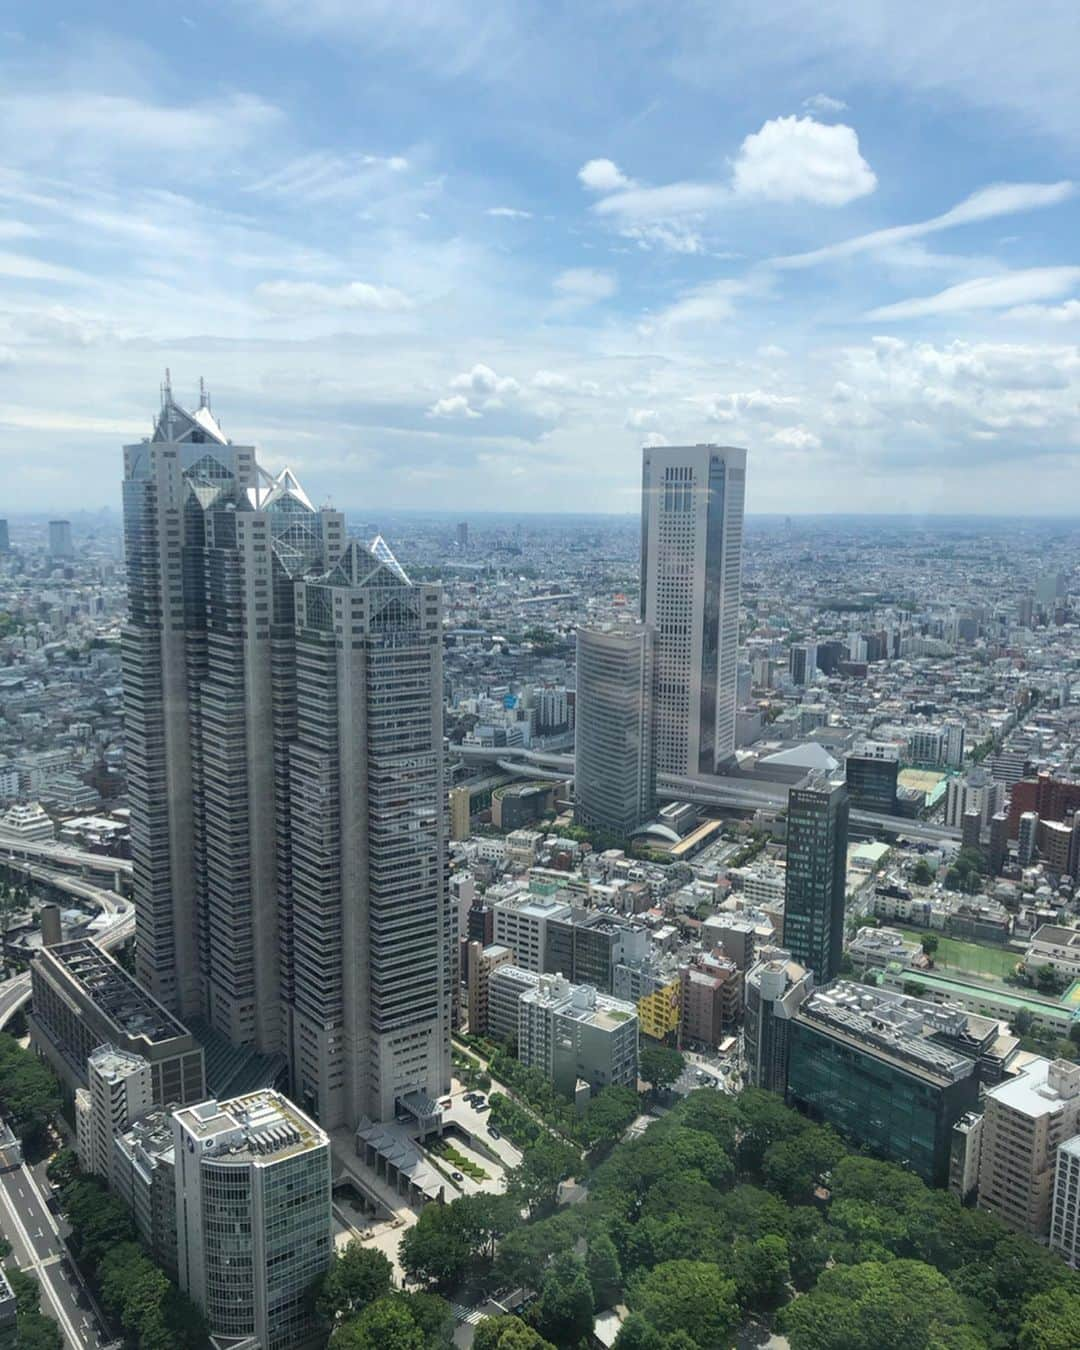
173,1091,332,1350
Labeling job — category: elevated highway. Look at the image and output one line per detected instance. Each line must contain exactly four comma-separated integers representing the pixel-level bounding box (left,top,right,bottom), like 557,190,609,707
0,827,131,893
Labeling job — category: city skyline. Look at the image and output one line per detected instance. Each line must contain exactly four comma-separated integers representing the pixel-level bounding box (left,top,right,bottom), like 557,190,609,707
1,7,1079,515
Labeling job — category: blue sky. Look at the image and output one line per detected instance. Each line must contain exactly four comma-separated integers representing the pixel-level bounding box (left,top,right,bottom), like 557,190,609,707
2,1,1079,514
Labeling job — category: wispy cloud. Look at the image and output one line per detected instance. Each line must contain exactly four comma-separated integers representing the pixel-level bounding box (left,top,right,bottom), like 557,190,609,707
866,266,1080,319
254,279,413,312
486,206,532,219
774,181,1075,269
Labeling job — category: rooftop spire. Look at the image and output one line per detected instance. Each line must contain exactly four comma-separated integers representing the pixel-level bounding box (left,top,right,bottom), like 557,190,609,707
199,376,210,410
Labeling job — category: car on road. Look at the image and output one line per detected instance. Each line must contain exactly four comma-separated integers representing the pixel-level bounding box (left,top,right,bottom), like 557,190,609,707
476,1102,490,1112
487,1125,501,1139
451,1171,464,1182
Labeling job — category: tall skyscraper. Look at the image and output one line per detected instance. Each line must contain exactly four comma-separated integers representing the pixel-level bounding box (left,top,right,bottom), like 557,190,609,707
640,444,746,781
0,519,9,553
122,379,449,1126
288,539,450,1127
784,773,849,984
48,519,73,558
574,624,656,840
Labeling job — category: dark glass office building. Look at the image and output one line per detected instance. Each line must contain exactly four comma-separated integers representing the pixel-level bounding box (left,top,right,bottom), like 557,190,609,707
845,753,899,814
786,985,982,1185
784,773,849,984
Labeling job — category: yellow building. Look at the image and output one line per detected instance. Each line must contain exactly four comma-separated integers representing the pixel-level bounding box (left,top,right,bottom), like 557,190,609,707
638,977,682,1041
449,786,471,841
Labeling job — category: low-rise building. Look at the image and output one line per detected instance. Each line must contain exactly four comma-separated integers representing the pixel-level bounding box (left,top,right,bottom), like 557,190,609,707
464,942,513,1037
74,1044,152,1184
744,947,813,1094
113,1109,178,1278
1027,925,1080,983
679,951,742,1048
1050,1134,1080,1267
518,974,638,1097
30,938,206,1106
487,964,542,1044
786,984,983,1185
976,1058,1080,1238
848,926,920,971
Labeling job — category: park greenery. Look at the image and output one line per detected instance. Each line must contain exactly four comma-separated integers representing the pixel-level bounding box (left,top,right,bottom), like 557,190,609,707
6,1265,64,1349
0,1031,60,1152
396,1087,1080,1350
944,846,987,895
48,1150,208,1350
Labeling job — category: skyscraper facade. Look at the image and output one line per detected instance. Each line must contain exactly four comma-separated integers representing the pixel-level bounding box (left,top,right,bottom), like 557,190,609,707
288,539,450,1127
574,623,656,840
640,444,746,781
784,773,849,984
122,381,449,1126
48,519,73,558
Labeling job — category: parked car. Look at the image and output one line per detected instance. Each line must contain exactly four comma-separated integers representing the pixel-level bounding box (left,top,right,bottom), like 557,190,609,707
451,1171,464,1182
476,1102,490,1113
487,1125,501,1139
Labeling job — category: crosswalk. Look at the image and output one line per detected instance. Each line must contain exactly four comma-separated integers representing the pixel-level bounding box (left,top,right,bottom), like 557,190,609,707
452,1303,487,1326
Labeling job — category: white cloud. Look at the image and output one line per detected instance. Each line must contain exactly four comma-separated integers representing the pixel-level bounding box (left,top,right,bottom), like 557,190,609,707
867,267,1080,320
450,363,520,397
578,159,634,192
774,180,1075,269
0,251,88,284
732,115,877,206
486,206,532,219
642,432,669,448
553,268,617,301
426,394,480,420
254,279,413,312
803,93,848,115
655,275,764,327
1005,299,1080,323
625,408,659,429
0,91,279,165
772,425,822,450
247,151,412,202
593,181,728,221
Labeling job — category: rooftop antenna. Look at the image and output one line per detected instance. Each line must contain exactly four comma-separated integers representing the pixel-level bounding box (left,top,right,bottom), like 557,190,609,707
162,367,172,408
199,376,210,410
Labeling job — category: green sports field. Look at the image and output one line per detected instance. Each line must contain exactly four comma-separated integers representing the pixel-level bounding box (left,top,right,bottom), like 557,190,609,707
894,928,1021,982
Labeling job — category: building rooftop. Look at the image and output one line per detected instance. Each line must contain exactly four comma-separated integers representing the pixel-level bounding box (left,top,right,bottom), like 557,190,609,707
984,1057,1080,1119
42,938,190,1045
173,1089,327,1166
798,982,978,1085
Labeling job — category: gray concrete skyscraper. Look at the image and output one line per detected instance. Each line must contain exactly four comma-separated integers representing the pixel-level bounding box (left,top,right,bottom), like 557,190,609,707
48,519,73,558
288,539,451,1127
574,624,656,840
784,773,849,984
122,379,449,1126
640,444,746,783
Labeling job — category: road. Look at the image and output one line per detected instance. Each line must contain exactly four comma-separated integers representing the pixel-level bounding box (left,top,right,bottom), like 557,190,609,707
0,1161,111,1348
0,905,135,1031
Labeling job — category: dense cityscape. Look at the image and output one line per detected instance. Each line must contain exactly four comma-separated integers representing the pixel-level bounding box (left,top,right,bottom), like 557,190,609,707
0,388,1077,1350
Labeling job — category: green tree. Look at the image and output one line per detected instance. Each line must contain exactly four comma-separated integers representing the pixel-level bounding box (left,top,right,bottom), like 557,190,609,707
8,1271,64,1350
1017,1288,1080,1350
536,1254,595,1347
316,1241,393,1323
46,1146,79,1191
921,934,939,958
398,1201,472,1291
580,1085,640,1148
474,1314,557,1350
639,1043,685,1096
0,1032,61,1143
762,1124,845,1202
1013,1008,1035,1037
613,1312,666,1349
734,1233,790,1311
630,1260,739,1348
587,1231,624,1309
507,1134,580,1215
912,859,934,886
330,1296,427,1350
780,1259,981,1350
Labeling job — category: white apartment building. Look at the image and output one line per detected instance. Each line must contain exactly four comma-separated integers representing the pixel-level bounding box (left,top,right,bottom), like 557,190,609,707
75,1045,153,1185
518,974,638,1097
491,894,572,973
1050,1133,1080,1266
